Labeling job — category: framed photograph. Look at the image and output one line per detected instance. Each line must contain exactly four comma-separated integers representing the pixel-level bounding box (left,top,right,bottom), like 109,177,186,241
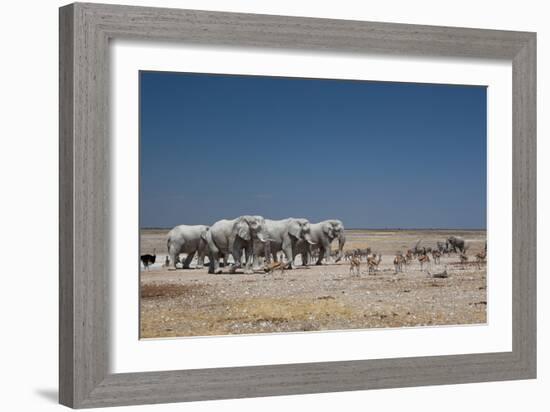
59,2,536,408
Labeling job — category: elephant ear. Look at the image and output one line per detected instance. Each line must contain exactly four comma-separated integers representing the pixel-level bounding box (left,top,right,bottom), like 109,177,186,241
322,222,334,238
288,220,302,239
235,219,251,241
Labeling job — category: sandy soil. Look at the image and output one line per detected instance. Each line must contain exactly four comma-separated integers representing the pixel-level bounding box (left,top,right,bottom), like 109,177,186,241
140,229,487,338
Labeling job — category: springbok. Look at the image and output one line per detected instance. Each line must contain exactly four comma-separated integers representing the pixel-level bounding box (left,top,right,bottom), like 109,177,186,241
475,249,486,269
367,254,382,274
405,249,413,265
349,255,361,276
459,252,469,267
264,260,286,275
431,250,441,264
394,253,405,273
418,253,430,271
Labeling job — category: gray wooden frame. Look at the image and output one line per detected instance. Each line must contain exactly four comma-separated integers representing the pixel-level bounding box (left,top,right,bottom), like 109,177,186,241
59,2,536,408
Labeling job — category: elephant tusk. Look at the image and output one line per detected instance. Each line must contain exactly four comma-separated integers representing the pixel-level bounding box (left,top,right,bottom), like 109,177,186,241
307,239,316,245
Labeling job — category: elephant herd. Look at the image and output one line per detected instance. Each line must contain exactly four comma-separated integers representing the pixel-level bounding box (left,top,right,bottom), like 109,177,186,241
166,216,346,274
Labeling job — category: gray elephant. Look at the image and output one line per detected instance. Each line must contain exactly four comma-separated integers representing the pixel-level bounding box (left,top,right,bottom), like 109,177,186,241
205,215,269,274
446,235,466,253
166,224,209,270
252,218,315,270
294,219,346,265
436,240,449,254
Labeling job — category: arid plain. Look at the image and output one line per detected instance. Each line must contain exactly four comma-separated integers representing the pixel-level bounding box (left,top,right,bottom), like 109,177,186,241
140,229,486,338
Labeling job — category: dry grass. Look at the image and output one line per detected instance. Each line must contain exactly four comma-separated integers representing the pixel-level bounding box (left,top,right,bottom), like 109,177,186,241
230,297,353,324
141,296,356,337
140,282,207,299
140,274,487,337
140,288,487,338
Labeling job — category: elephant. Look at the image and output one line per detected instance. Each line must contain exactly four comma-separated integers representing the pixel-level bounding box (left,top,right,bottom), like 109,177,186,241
412,239,425,256
251,218,316,270
204,215,269,274
294,219,346,265
446,235,466,253
436,241,449,254
166,224,209,270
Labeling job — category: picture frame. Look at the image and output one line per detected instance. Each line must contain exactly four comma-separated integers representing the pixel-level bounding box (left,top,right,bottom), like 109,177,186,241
59,2,536,408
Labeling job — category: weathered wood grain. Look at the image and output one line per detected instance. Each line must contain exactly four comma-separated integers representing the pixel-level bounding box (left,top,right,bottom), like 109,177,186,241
59,2,536,408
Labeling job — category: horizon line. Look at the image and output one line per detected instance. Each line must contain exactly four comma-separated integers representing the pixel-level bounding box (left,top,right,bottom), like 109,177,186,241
140,226,487,231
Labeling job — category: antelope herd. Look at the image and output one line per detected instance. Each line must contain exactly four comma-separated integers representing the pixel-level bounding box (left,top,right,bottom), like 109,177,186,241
345,237,487,276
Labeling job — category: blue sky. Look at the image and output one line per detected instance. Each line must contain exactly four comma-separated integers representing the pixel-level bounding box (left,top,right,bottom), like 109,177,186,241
140,71,486,229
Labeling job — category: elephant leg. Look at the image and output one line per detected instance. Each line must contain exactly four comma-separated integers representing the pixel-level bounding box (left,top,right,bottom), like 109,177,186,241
197,244,206,267
325,246,333,264
230,242,243,274
282,241,294,269
252,255,261,270
301,249,310,266
208,253,219,274
197,253,206,267
207,246,221,274
317,241,331,265
168,243,180,271
252,242,264,270
243,245,254,274
182,251,195,269
265,242,273,265
291,246,298,266
316,248,325,265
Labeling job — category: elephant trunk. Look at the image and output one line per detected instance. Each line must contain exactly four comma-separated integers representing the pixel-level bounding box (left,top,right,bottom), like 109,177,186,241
336,231,346,261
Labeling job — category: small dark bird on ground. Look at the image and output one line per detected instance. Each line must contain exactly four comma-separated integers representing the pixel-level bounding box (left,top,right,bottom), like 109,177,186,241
141,249,156,270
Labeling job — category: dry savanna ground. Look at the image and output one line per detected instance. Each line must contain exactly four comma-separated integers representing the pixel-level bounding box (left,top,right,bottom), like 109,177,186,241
140,229,487,338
